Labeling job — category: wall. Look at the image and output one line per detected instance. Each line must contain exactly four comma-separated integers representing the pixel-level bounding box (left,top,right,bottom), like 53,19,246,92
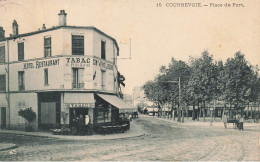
8,57,63,91
9,92,38,130
7,29,64,61
93,30,115,63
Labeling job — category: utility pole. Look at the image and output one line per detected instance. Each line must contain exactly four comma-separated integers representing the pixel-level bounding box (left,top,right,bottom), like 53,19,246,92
6,39,10,128
179,77,184,123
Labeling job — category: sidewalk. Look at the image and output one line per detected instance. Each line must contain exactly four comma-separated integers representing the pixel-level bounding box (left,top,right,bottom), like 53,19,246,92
143,115,260,128
0,120,145,141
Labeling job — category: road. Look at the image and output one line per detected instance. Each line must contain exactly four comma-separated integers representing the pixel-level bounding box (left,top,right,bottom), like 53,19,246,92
0,115,259,161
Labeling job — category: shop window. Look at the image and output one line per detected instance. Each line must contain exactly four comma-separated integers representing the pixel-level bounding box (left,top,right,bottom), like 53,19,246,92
40,102,56,124
101,70,106,89
0,45,5,63
18,42,24,61
72,35,84,55
218,110,222,116
0,75,6,91
72,68,84,88
96,106,112,124
44,37,51,57
18,71,25,91
101,40,106,59
44,68,48,85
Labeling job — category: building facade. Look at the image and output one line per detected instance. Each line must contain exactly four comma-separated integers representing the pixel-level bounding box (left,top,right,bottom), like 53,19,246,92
0,10,134,132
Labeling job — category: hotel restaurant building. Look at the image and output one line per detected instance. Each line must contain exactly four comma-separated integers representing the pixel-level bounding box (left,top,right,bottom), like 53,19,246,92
0,10,135,131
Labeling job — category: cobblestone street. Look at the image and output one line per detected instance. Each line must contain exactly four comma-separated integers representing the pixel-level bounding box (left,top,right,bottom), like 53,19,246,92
0,115,259,161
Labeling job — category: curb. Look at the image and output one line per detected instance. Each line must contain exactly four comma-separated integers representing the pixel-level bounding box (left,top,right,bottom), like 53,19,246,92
0,122,146,141
0,144,18,152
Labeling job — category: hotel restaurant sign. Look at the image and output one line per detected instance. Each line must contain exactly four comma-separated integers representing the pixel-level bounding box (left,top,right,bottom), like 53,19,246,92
23,57,113,70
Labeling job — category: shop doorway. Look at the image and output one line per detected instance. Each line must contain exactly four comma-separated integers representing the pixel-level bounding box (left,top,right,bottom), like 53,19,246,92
1,107,6,129
69,108,88,126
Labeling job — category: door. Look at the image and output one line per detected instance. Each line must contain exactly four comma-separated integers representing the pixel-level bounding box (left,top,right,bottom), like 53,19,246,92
1,107,6,129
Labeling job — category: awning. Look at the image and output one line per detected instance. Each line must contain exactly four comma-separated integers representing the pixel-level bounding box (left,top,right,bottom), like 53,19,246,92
97,94,137,113
64,93,95,108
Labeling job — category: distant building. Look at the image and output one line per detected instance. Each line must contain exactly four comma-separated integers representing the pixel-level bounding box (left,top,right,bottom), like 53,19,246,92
0,10,134,132
132,86,153,108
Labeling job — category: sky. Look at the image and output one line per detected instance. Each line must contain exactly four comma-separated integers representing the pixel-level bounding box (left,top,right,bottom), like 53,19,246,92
0,0,259,95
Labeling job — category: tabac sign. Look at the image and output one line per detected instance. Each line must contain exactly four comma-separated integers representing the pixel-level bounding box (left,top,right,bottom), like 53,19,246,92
65,57,91,68
23,59,60,70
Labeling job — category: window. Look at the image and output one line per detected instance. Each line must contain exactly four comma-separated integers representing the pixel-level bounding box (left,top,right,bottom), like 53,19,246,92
101,70,106,89
18,42,24,61
0,75,6,91
96,105,112,124
0,45,5,63
72,35,84,55
44,68,48,85
72,68,84,88
218,110,222,117
44,37,51,57
101,40,106,59
18,71,25,91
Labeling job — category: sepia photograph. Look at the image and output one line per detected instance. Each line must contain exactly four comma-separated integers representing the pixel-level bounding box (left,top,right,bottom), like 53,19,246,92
0,0,259,161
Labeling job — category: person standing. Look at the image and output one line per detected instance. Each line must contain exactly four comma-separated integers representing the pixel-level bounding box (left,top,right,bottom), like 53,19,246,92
235,113,239,129
71,112,78,135
78,114,85,135
85,115,90,135
239,115,244,131
223,113,227,129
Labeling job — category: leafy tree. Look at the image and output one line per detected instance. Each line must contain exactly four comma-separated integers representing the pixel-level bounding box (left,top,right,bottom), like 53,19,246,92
18,107,36,131
163,58,191,122
143,80,165,109
188,51,217,122
223,52,258,116
143,58,191,122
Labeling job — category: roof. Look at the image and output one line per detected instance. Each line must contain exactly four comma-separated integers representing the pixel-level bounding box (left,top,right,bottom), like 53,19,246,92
0,25,119,56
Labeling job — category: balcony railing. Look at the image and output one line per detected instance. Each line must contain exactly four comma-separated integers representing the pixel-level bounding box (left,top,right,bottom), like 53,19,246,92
72,82,84,89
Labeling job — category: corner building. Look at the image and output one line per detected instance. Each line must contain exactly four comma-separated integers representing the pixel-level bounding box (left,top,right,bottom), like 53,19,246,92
0,10,134,132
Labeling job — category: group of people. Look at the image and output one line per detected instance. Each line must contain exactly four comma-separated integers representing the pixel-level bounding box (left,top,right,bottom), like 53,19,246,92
223,113,244,131
71,114,92,135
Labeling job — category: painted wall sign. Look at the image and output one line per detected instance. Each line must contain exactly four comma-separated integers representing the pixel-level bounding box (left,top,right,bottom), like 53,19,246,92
93,59,114,70
65,57,91,67
64,103,95,108
23,59,60,70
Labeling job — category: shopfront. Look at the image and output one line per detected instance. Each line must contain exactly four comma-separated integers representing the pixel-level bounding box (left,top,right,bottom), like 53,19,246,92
63,92,95,126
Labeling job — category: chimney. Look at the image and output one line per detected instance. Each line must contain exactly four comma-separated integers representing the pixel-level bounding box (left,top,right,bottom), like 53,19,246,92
0,26,5,39
58,10,67,26
42,24,46,30
12,20,19,35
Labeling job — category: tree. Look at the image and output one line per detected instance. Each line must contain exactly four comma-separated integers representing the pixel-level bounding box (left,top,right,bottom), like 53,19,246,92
188,51,217,122
143,58,191,122
18,107,36,131
163,58,191,122
143,80,165,110
223,52,258,117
